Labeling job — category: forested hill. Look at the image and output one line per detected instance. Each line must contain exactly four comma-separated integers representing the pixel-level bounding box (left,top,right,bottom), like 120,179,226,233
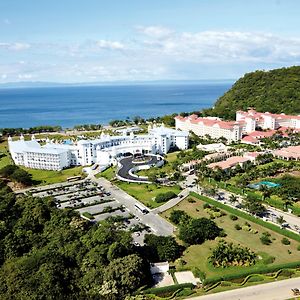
204,66,300,120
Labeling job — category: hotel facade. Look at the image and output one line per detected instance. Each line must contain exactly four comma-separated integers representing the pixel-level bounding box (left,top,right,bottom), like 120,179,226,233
175,109,300,142
8,125,189,171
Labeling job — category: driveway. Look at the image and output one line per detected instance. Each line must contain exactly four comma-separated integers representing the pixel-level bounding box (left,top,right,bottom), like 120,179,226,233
93,177,175,236
191,277,300,300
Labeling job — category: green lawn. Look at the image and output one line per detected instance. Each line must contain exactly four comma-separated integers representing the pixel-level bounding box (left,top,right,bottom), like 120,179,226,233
95,167,116,181
136,151,180,177
161,196,300,279
23,166,85,186
115,181,181,208
0,141,12,169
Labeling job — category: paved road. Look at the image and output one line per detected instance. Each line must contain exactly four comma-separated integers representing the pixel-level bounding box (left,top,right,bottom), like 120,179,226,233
191,277,300,300
117,155,159,182
93,177,175,236
217,188,300,234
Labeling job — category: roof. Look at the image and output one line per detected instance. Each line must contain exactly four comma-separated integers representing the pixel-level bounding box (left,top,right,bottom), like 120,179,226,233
208,156,250,170
9,140,68,155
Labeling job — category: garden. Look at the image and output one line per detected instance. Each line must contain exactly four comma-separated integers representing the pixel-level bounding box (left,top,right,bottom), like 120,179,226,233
161,194,300,285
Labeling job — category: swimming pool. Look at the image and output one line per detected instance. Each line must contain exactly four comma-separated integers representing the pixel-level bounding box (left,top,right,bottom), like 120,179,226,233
248,181,281,189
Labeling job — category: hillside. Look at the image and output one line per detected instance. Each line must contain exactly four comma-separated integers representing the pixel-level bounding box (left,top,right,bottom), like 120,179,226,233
204,66,300,120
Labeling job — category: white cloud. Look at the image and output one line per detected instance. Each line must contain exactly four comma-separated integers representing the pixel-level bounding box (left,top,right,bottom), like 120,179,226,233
18,73,33,80
0,42,31,51
96,40,125,50
137,25,173,39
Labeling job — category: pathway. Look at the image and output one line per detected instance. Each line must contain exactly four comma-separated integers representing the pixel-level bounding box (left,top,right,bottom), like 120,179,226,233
190,277,300,300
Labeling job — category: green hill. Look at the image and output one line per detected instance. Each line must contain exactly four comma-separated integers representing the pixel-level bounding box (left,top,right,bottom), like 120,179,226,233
205,66,300,120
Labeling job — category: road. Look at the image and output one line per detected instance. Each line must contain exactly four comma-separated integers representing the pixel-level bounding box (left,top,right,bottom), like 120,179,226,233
217,188,300,234
191,277,300,300
93,177,175,236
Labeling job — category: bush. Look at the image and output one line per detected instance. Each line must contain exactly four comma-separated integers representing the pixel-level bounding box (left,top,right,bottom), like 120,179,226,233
82,212,95,220
169,210,190,225
297,245,300,251
235,224,242,230
203,203,211,209
280,269,295,277
281,238,291,245
230,215,238,221
143,283,194,296
260,232,272,245
155,191,177,203
188,198,196,203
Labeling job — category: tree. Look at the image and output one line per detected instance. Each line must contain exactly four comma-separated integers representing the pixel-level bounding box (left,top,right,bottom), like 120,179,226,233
169,210,190,225
103,254,149,299
276,215,286,227
243,195,266,216
144,234,182,262
179,218,221,245
229,194,238,204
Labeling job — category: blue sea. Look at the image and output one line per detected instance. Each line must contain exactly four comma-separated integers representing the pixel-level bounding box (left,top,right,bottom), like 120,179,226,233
0,81,232,128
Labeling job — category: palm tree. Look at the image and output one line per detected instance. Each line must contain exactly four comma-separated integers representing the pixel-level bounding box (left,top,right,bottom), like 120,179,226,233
229,194,238,205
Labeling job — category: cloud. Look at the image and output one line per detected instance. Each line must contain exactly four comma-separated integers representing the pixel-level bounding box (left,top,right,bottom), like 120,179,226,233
137,26,173,39
96,40,125,50
0,42,31,51
1,28,300,82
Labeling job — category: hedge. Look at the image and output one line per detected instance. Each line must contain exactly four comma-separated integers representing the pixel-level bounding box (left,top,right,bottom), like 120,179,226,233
81,212,95,220
142,283,194,296
203,261,300,285
190,192,300,243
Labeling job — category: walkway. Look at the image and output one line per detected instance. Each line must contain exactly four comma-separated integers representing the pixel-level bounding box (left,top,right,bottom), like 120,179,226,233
191,277,300,300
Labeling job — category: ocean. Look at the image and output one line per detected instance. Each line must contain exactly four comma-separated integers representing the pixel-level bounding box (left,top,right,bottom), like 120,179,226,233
0,81,232,128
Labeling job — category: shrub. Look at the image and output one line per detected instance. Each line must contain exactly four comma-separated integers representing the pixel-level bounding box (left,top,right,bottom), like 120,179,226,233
297,245,300,251
280,269,295,277
210,240,256,268
169,210,190,225
247,275,264,283
260,232,272,245
188,198,196,203
155,191,177,203
230,215,238,221
203,203,211,209
82,212,94,220
263,255,275,264
242,225,251,231
281,237,291,245
235,224,242,230
143,283,194,296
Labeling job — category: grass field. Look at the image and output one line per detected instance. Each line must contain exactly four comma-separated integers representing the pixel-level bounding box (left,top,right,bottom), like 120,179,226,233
23,166,85,185
115,181,181,208
161,196,300,279
136,151,180,177
0,141,12,169
95,167,116,180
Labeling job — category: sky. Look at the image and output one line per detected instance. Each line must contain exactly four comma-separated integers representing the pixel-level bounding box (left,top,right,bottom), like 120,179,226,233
0,0,300,83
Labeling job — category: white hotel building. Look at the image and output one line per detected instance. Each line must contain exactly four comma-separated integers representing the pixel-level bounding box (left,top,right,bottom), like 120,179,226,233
8,125,189,171
175,109,300,142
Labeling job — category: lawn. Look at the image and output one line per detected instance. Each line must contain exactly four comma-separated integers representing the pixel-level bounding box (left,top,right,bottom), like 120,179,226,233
161,195,300,279
23,166,85,185
115,181,182,208
0,141,12,169
95,166,116,181
136,151,180,177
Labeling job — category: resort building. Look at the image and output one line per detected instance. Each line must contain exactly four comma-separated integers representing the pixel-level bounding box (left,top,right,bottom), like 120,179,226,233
176,109,300,143
207,152,261,171
273,145,300,161
236,109,300,132
8,125,189,171
175,115,243,142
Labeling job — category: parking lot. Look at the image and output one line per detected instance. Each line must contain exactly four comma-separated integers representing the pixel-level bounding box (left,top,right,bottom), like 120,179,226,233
29,179,161,246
